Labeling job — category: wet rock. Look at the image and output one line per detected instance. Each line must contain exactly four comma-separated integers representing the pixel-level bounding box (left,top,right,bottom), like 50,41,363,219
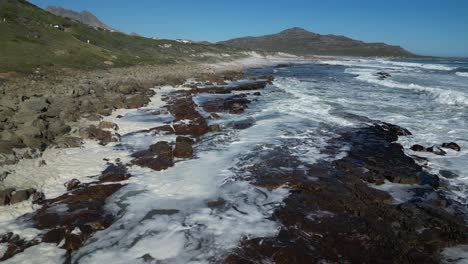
42,228,66,244
79,125,118,144
202,95,250,114
176,136,194,145
442,142,461,151
65,179,81,191
231,81,267,91
132,156,174,171
149,141,173,157
31,192,45,204
174,137,193,159
0,233,39,261
99,163,130,182
253,92,261,96
210,124,221,132
210,113,220,119
230,119,254,130
0,188,15,206
9,189,36,204
226,124,468,263
98,121,119,130
33,182,124,260
410,144,427,152
439,170,458,179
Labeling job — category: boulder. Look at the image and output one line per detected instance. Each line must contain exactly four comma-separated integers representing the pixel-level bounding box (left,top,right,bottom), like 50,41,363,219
98,121,119,130
79,125,117,144
64,179,81,191
441,142,461,152
132,156,174,171
0,188,15,206
99,164,130,182
174,137,193,159
48,119,71,137
410,144,427,152
210,124,221,132
9,189,36,204
149,141,173,157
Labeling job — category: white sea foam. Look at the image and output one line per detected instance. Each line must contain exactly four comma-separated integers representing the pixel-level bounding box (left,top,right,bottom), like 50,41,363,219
2,244,65,264
346,68,468,106
441,245,468,264
456,72,468,77
318,58,455,71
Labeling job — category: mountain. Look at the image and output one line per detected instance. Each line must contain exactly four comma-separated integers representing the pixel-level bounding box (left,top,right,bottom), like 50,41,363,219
46,5,113,31
219,27,415,57
0,0,241,73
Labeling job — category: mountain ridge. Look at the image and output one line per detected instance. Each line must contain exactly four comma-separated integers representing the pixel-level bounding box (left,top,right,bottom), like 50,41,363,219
219,27,415,57
46,5,114,31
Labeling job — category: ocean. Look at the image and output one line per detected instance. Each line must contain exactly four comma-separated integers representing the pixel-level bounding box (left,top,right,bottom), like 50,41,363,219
1,57,468,263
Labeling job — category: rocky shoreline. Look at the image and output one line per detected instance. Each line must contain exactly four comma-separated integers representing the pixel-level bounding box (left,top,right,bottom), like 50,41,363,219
0,63,247,165
0,63,467,263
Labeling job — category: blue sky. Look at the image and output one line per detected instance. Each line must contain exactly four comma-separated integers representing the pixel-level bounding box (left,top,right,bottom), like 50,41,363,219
29,0,468,57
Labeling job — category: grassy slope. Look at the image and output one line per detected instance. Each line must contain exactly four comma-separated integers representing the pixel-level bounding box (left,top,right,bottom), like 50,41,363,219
0,0,242,73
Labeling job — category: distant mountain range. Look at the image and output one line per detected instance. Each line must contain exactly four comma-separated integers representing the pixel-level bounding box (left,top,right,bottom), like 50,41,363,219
46,5,114,31
219,27,415,57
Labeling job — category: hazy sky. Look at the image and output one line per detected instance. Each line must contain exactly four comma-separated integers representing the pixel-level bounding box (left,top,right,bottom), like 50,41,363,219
29,0,468,57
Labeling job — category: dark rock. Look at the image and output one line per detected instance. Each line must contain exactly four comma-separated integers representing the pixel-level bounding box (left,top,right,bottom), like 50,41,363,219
441,142,461,151
132,156,174,171
42,228,66,244
411,144,427,152
31,192,45,204
210,124,221,132
149,141,173,157
253,92,261,96
131,149,154,158
65,179,81,191
439,170,458,179
174,141,193,159
231,119,254,130
418,171,440,188
9,189,35,204
99,163,130,182
176,136,194,145
0,188,15,206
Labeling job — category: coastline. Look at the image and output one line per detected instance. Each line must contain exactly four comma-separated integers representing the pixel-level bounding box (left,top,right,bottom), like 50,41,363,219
1,56,467,263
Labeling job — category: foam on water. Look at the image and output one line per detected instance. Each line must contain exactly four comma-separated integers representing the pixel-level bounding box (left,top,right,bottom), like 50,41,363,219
456,72,468,77
72,80,351,263
346,67,468,106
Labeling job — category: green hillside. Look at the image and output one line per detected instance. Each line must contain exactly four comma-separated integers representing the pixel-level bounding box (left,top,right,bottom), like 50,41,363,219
0,0,242,73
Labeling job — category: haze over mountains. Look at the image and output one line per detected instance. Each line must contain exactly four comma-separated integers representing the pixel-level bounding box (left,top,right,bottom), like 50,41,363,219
219,27,414,57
